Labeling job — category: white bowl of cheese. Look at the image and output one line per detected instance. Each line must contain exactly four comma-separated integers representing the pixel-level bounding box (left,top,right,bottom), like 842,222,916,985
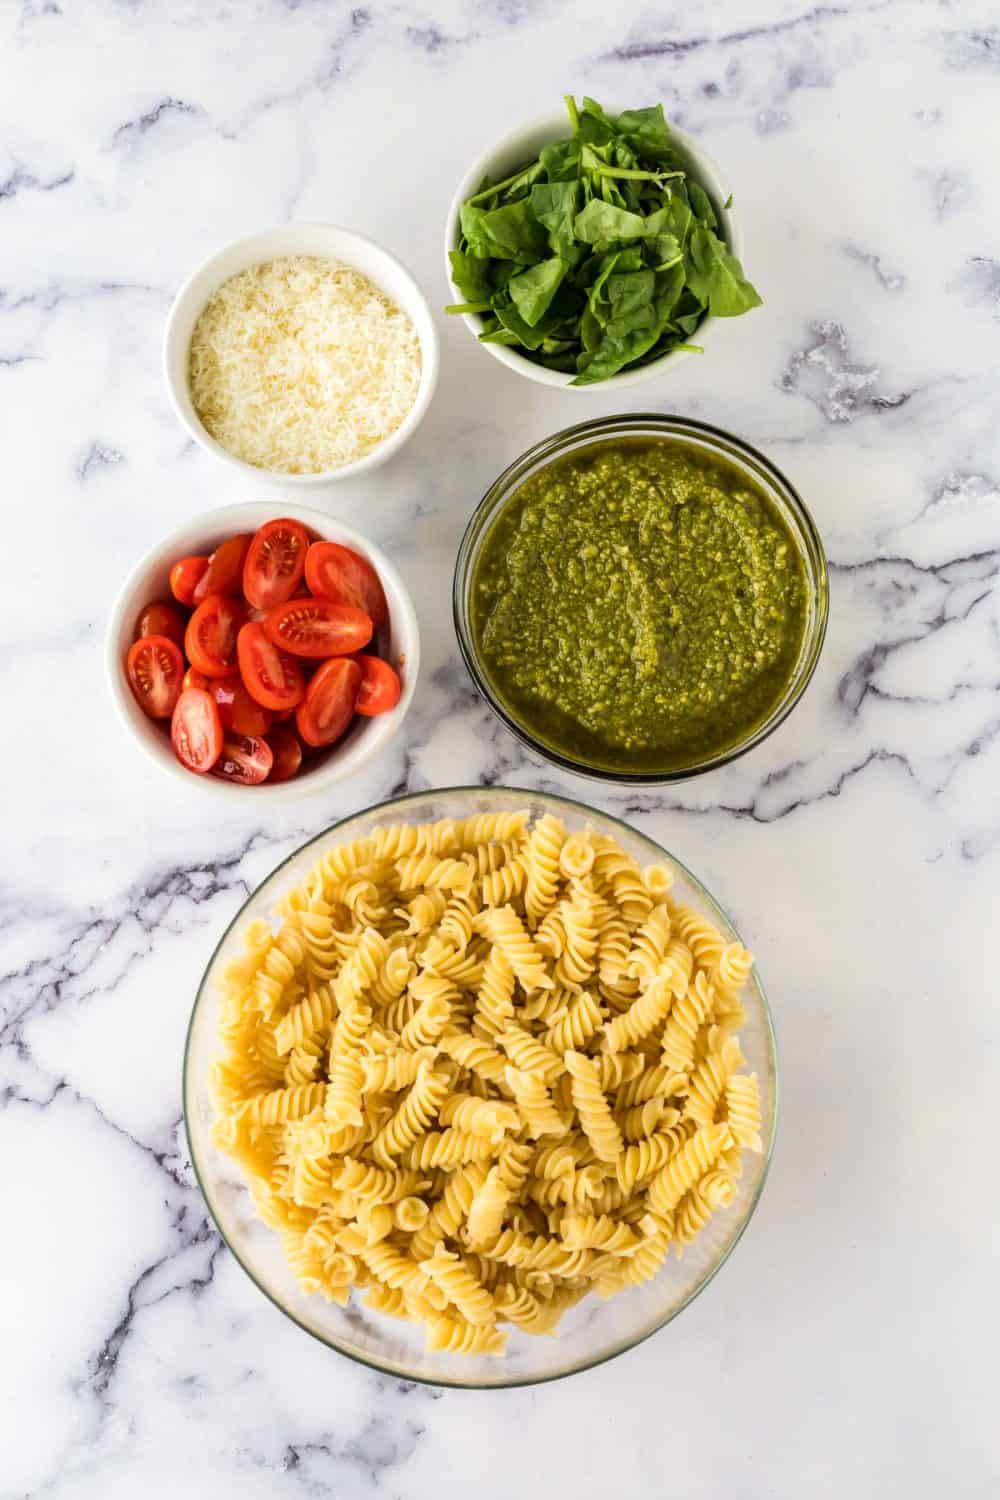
163,225,439,484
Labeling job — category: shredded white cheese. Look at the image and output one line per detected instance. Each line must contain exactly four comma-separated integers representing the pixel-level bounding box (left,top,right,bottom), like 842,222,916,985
188,256,422,474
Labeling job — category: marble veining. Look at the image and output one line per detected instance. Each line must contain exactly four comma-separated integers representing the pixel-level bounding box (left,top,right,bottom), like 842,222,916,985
2,1,998,1496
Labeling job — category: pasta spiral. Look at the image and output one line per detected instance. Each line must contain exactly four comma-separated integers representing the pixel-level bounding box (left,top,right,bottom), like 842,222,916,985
371,1063,450,1165
646,1122,733,1215
484,906,553,992
522,814,566,927
565,1050,623,1164
602,974,673,1053
545,990,603,1054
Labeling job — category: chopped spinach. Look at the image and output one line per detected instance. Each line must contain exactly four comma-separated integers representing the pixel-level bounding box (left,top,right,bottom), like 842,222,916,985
446,95,761,384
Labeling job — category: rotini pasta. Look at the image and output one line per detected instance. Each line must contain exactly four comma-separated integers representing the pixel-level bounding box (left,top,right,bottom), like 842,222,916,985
211,810,764,1357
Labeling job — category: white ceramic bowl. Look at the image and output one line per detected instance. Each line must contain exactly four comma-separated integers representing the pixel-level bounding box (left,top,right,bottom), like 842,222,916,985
164,225,440,484
444,110,743,391
106,502,420,800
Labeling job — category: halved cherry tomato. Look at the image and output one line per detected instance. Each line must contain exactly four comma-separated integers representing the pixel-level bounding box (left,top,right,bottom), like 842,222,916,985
192,533,253,606
355,654,402,716
169,555,209,606
208,676,273,738
263,597,372,659
304,541,388,629
136,601,186,648
243,519,310,611
236,622,305,711
126,635,185,719
266,727,303,783
171,688,223,773
295,657,362,747
210,733,273,785
185,593,247,678
183,666,209,693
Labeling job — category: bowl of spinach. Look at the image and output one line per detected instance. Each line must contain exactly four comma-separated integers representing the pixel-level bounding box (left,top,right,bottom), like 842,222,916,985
444,96,761,388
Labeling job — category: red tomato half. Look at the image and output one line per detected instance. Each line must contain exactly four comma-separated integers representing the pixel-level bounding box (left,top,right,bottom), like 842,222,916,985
126,635,185,719
192,533,252,605
209,676,273,737
295,657,362,747
263,597,372,659
243,519,310,611
171,688,223,773
304,541,388,629
265,727,303,783
169,555,209,606
355,654,402,716
136,601,186,648
183,666,209,693
236,622,305,711
185,594,247,678
210,733,273,785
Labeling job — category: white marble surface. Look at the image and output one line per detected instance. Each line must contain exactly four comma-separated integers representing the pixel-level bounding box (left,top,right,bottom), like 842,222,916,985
2,0,998,1494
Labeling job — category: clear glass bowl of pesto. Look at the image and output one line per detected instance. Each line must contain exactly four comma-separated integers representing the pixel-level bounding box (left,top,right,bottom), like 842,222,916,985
454,415,828,782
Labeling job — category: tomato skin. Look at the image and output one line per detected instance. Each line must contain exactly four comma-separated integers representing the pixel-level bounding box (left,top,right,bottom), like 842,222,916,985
210,733,273,785
237,622,305,711
305,541,388,629
171,688,223,773
243,519,310,611
263,597,373,658
355,654,402,716
136,602,186,648
185,593,247,678
208,676,273,737
169,555,209,606
295,657,362,747
266,727,303,783
127,635,185,719
183,666,209,693
192,534,252,605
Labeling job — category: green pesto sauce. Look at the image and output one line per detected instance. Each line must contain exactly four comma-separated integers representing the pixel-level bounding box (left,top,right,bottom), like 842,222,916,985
470,436,809,774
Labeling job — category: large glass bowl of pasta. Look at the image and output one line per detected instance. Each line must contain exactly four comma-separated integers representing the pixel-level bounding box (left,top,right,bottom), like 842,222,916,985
184,787,777,1388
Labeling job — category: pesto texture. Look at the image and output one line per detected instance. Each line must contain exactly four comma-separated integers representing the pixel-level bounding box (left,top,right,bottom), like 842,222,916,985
470,436,809,773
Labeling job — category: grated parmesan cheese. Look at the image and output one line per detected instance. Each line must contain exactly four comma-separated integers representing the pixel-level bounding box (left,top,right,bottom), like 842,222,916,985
188,256,422,474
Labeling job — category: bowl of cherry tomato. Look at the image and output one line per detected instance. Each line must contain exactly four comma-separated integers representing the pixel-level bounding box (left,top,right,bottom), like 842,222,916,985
106,503,419,796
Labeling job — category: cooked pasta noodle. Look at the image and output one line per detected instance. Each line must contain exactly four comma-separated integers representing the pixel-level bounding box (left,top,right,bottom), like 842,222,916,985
210,810,763,1356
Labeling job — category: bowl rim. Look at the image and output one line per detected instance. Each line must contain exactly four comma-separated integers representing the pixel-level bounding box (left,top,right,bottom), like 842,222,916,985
105,500,420,801
453,413,830,785
163,222,440,484
182,783,779,1389
443,107,743,390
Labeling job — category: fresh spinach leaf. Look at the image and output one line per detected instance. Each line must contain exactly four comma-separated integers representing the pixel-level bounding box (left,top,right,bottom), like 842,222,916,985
492,299,558,350
615,104,674,162
687,180,717,228
530,181,579,259
685,222,763,316
577,96,616,146
606,269,655,321
539,138,581,181
448,248,492,304
477,199,548,262
508,256,567,326
574,199,647,244
573,316,665,383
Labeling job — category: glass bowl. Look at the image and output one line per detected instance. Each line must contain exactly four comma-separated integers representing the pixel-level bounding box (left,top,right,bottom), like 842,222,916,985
183,786,778,1389
453,415,829,784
